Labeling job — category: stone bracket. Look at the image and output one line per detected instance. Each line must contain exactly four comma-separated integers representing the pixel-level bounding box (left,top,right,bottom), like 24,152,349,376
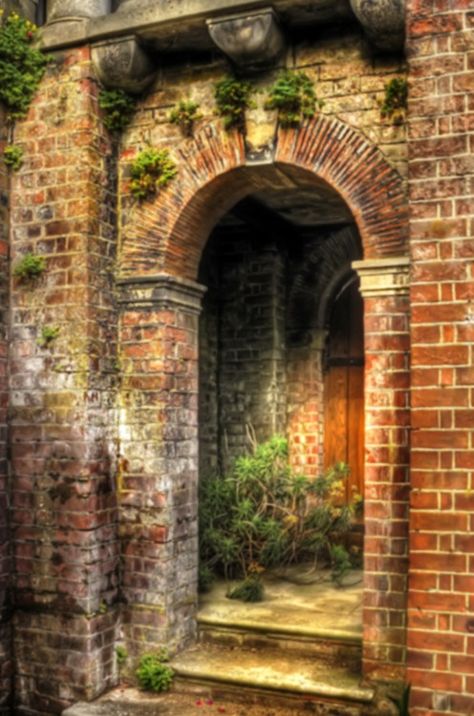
207,7,285,71
91,35,156,94
352,257,410,298
349,0,405,52
117,274,207,313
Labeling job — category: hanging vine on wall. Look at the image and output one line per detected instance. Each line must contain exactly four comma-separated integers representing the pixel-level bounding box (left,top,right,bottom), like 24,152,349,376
98,88,136,133
129,147,177,201
0,11,50,120
214,76,255,133
168,99,202,137
265,70,322,128
380,77,408,124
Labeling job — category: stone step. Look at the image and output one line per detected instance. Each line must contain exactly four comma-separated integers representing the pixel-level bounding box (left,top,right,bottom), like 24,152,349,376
198,618,362,671
171,643,375,715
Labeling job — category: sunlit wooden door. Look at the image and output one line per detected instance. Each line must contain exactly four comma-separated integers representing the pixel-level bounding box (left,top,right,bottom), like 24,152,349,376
323,277,364,501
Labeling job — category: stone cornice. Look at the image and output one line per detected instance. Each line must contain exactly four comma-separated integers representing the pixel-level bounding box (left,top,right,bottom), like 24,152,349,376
352,257,410,298
117,274,207,313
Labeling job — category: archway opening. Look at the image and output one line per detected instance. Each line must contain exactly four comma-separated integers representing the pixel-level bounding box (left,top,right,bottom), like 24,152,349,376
196,175,364,636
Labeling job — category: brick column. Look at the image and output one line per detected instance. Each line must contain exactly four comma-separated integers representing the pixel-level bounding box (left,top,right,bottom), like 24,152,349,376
117,275,205,656
287,329,327,477
353,257,410,682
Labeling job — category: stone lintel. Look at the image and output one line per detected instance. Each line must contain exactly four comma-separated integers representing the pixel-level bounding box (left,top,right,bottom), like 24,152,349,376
117,274,207,314
352,257,410,298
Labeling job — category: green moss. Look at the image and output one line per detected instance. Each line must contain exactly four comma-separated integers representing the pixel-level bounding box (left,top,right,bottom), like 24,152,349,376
13,252,46,280
0,12,50,120
214,76,255,132
265,70,321,128
116,645,128,666
169,99,202,136
129,147,177,201
99,88,136,132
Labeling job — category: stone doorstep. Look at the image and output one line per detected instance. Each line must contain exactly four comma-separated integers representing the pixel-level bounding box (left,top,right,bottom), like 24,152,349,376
171,642,374,705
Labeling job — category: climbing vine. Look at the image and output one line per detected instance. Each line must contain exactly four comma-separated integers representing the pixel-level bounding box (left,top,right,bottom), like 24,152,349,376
214,76,255,132
0,12,50,120
129,147,177,201
265,70,321,128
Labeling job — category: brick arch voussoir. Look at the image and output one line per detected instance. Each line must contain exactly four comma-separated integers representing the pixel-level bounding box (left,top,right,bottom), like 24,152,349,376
275,115,408,259
120,116,407,280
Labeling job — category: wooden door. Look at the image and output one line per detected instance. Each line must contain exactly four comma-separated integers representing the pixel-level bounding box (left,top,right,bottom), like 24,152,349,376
323,277,364,501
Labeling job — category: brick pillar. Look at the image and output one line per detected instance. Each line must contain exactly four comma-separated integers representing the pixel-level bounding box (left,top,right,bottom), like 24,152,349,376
117,275,205,656
287,329,327,477
353,257,410,682
10,47,120,713
407,3,474,713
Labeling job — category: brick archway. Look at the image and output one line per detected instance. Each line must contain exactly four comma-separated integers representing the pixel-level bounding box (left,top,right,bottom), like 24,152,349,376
117,116,411,683
119,115,408,280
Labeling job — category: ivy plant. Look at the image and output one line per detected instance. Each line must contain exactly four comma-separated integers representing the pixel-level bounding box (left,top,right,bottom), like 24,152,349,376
381,77,408,123
129,147,177,201
199,436,361,601
169,99,202,137
265,70,321,128
98,88,136,133
214,76,255,132
0,12,50,120
3,144,23,170
136,651,174,692
13,252,46,280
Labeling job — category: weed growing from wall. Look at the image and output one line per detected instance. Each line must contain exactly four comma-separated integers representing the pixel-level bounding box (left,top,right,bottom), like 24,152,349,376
13,253,46,280
129,147,177,201
99,88,136,133
265,70,321,128
169,99,202,137
0,12,50,120
3,144,23,170
381,77,408,124
37,326,60,348
214,76,255,132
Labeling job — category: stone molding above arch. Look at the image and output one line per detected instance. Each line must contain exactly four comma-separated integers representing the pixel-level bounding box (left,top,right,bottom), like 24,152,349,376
119,115,408,282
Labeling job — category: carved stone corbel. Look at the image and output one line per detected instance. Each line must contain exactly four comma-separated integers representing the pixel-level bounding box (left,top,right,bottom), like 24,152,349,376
349,0,405,51
47,0,111,22
91,36,156,94
207,7,285,71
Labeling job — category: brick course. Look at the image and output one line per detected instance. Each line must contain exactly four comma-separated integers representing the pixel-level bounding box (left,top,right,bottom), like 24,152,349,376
407,1,474,714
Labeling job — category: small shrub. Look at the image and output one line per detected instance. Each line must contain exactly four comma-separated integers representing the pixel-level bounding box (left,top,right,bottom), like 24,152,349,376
228,573,264,603
129,147,177,201
13,252,45,280
169,99,202,136
136,651,174,692
99,88,136,132
37,325,60,348
0,12,50,120
381,78,408,123
199,436,358,600
214,76,255,132
3,144,23,170
198,563,215,594
265,70,321,128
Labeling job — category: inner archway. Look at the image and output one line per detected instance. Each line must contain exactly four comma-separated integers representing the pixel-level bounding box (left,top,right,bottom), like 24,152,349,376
196,177,364,638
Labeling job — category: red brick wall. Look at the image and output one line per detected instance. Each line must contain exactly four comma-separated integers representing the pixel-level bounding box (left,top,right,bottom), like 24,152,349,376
407,2,474,714
9,48,120,713
0,104,12,716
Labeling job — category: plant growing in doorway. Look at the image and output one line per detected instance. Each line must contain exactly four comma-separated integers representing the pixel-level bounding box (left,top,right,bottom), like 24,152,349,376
214,76,255,133
129,147,177,201
99,88,136,133
265,70,322,128
136,650,174,692
169,99,202,137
